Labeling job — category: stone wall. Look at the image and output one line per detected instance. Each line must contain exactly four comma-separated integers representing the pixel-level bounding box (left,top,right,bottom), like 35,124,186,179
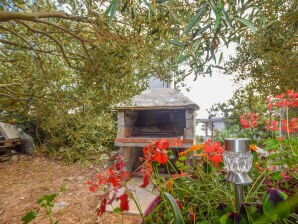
185,109,195,139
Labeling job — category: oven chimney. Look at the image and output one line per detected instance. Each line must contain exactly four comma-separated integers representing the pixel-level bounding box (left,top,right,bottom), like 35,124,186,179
149,77,170,89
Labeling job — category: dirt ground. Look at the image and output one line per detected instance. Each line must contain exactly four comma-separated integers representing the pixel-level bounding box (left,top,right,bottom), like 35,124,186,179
0,155,141,224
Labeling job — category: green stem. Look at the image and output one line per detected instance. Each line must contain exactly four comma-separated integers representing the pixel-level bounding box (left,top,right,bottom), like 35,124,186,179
246,170,268,199
128,180,159,196
152,165,171,212
130,190,145,221
168,160,178,174
251,127,254,141
46,207,54,224
123,182,144,220
285,107,293,153
166,162,171,179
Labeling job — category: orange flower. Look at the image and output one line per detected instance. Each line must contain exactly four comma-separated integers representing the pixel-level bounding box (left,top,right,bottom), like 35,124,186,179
249,144,257,151
179,144,204,156
165,178,173,192
196,153,207,157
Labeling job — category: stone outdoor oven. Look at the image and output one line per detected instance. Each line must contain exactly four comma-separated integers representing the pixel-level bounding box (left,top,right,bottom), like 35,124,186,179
115,81,199,172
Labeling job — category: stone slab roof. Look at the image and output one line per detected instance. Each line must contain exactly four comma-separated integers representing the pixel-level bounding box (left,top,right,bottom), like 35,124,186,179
116,88,199,110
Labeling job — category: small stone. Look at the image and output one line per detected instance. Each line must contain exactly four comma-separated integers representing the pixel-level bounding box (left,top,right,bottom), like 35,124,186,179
10,155,19,162
52,201,70,212
77,176,84,181
65,177,74,181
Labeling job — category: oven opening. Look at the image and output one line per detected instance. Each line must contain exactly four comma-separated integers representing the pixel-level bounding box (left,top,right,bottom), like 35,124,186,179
131,110,186,138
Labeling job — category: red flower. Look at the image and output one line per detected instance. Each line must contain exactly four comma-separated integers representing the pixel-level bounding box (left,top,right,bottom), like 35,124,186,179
89,185,98,192
140,139,178,187
109,176,119,188
266,96,274,110
141,173,150,188
275,93,285,99
203,140,224,168
240,113,259,129
89,153,132,217
189,211,195,223
282,118,298,133
169,138,183,147
277,137,284,142
266,96,272,103
155,138,169,150
153,149,168,164
267,90,298,109
119,194,129,211
276,99,290,107
288,90,298,99
87,180,93,185
287,90,298,107
265,120,279,131
175,199,183,209
172,170,187,178
98,178,107,185
209,154,223,168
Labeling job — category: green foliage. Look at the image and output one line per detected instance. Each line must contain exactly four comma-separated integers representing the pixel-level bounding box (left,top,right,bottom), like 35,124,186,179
208,188,294,224
163,192,185,224
234,17,256,33
1,0,297,163
104,0,121,24
184,4,207,35
144,161,297,223
175,155,188,172
213,125,249,143
262,136,298,168
144,163,234,223
262,189,288,220
225,0,297,93
21,210,39,224
263,138,280,151
0,0,162,161
22,184,67,224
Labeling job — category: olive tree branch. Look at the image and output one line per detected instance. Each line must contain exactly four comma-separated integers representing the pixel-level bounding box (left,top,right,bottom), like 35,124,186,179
0,83,22,87
0,25,60,100
34,19,93,63
17,21,75,68
0,93,27,101
0,38,85,60
0,11,86,22
3,86,33,97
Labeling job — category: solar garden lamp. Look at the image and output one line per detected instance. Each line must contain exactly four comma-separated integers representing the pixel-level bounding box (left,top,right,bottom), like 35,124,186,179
223,138,253,213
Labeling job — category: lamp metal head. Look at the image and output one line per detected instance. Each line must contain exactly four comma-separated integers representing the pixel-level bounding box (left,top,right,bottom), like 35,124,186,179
225,138,250,153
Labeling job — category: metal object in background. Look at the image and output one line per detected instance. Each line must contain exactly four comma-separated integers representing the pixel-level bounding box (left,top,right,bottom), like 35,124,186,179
223,138,253,213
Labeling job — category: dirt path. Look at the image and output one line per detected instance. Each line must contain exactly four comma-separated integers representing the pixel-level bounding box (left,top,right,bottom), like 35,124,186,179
0,155,140,224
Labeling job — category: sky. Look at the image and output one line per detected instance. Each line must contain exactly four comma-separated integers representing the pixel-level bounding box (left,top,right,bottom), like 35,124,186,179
181,72,237,119
180,43,238,119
